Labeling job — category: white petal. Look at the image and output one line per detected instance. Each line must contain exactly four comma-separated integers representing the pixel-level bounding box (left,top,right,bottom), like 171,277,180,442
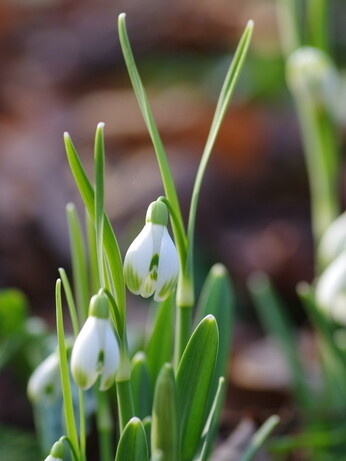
316,252,346,325
71,317,105,389
154,228,179,301
44,456,62,461
124,223,154,294
99,322,119,390
27,353,61,403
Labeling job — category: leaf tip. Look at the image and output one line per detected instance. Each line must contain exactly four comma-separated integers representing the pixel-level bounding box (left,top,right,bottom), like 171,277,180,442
210,263,228,278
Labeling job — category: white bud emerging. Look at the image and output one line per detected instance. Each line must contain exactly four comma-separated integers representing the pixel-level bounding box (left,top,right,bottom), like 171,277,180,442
27,352,61,404
316,252,346,325
286,46,339,112
124,201,179,302
71,294,119,390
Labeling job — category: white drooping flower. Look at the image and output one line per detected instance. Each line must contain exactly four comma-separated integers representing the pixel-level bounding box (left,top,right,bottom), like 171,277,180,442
317,211,346,270
44,440,64,461
124,200,179,302
316,252,346,325
71,292,119,390
27,351,61,404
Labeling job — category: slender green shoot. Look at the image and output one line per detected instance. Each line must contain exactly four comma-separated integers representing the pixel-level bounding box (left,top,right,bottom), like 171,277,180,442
55,279,79,460
186,19,254,296
58,267,80,337
66,203,89,323
86,210,100,293
307,0,328,52
94,122,106,289
96,390,113,461
239,415,280,461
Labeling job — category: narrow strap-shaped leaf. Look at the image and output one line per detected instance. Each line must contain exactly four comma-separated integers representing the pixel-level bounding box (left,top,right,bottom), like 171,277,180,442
248,272,311,409
194,264,233,411
197,377,225,461
145,296,174,382
115,417,149,461
151,363,179,461
64,133,125,330
176,315,219,461
143,416,152,458
58,267,79,337
66,203,89,324
94,122,106,288
86,210,100,293
117,13,187,266
55,279,79,459
186,20,254,287
238,415,280,461
131,352,153,419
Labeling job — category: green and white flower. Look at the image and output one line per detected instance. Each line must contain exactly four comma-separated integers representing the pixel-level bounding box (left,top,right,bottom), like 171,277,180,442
124,200,179,301
71,293,119,390
27,351,61,403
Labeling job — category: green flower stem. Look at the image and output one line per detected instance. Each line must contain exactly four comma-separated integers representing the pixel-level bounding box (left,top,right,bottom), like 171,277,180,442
173,304,192,369
96,390,113,461
86,210,100,294
307,0,328,52
293,98,339,247
59,436,79,461
116,340,135,433
276,0,301,56
117,13,186,262
55,279,80,460
78,390,86,461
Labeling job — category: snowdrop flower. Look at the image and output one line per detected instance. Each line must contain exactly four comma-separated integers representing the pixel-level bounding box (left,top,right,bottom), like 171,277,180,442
71,292,119,390
286,46,339,112
316,252,346,325
27,351,61,404
124,200,179,301
44,440,64,461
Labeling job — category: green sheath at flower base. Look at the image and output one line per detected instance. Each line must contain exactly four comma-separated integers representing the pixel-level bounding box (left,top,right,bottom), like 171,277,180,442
44,440,64,461
88,291,109,319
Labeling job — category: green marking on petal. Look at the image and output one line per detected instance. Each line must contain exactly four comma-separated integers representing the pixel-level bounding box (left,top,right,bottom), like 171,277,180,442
73,367,89,389
150,270,158,281
157,278,178,300
125,264,142,293
149,253,159,271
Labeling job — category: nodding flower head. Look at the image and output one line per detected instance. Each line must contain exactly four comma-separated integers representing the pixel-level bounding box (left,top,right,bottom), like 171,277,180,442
27,351,61,404
71,292,119,391
124,200,179,302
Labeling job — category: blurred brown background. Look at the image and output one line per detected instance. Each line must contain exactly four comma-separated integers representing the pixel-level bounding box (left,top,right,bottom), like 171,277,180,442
1,0,346,454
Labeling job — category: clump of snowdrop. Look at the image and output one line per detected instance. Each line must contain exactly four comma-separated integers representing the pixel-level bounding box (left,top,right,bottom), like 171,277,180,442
70,291,119,390
124,200,179,302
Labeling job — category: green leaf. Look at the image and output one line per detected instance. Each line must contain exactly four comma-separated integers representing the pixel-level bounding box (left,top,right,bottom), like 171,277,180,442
195,264,233,410
55,279,79,458
0,289,28,338
64,133,125,335
66,203,89,324
94,122,106,288
143,416,152,457
248,272,311,409
239,415,280,461
115,417,149,461
176,315,219,461
145,296,174,382
196,377,225,461
58,268,79,337
186,19,254,287
131,352,153,419
151,363,179,461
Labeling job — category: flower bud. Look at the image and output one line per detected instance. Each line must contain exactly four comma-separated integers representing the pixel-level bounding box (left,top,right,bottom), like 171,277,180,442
71,293,119,390
27,352,61,404
124,200,179,302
